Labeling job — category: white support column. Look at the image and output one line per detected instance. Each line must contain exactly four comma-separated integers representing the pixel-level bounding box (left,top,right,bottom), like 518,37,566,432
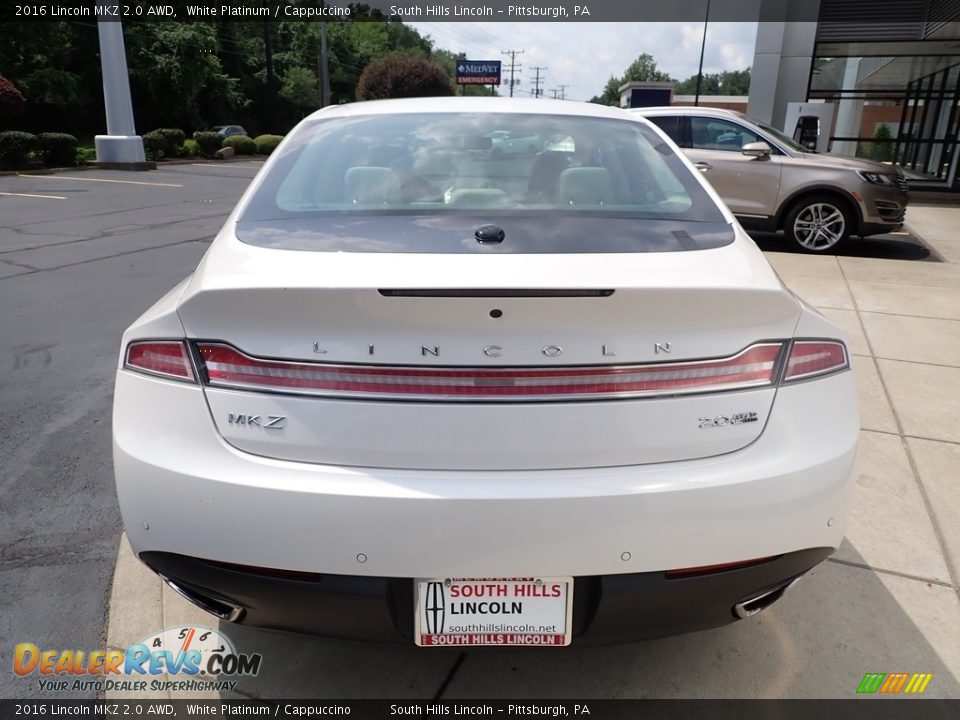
832,58,863,157
746,9,819,130
94,21,146,165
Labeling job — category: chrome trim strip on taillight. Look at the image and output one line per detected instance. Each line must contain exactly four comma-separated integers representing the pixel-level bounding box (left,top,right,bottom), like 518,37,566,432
123,340,198,383
194,341,786,403
780,339,849,383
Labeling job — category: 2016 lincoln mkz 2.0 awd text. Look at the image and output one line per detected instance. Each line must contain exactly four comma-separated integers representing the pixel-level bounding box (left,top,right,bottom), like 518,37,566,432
113,98,859,647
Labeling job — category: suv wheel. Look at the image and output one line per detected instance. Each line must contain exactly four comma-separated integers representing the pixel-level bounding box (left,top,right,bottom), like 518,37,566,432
784,195,852,253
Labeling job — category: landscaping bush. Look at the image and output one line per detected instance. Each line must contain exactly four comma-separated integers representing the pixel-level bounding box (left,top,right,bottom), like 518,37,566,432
192,131,221,158
141,130,167,160
223,134,256,155
254,134,284,155
76,146,96,165
181,138,200,157
0,130,38,169
356,56,455,101
154,128,185,157
37,132,78,166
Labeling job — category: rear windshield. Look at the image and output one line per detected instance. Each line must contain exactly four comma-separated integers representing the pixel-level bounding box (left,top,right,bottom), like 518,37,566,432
240,112,726,223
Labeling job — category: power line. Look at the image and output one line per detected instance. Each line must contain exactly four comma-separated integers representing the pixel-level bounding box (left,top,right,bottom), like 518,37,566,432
531,66,547,98
501,49,524,97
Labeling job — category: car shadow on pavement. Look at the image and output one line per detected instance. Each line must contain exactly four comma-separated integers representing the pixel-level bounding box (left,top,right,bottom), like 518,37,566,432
214,544,959,699
750,231,935,262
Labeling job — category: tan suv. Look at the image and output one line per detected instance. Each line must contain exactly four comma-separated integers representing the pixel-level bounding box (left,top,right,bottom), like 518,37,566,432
632,107,909,253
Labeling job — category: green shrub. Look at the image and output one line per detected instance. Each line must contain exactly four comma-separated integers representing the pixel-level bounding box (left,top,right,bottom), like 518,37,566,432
356,55,455,101
76,146,96,165
0,130,38,169
141,130,167,160
223,134,256,155
37,132,78,166
254,134,284,155
192,131,221,158
181,138,200,157
154,128,185,157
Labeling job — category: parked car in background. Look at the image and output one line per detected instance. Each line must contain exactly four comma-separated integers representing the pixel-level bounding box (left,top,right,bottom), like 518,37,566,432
632,106,909,253
114,98,858,646
213,125,247,138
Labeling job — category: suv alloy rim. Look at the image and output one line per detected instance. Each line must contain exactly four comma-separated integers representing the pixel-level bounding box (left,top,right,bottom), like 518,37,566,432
793,202,845,250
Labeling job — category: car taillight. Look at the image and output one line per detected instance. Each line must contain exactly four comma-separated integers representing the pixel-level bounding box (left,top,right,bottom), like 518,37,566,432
195,342,784,402
124,341,196,382
783,340,848,382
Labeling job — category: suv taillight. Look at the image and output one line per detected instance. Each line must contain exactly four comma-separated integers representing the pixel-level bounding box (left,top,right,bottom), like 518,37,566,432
783,340,848,382
124,341,196,382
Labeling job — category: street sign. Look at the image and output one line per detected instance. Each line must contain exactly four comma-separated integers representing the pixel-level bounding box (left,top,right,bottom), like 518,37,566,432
457,60,501,86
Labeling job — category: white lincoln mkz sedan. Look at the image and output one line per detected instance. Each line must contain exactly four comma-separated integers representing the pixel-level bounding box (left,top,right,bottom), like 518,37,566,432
114,97,859,647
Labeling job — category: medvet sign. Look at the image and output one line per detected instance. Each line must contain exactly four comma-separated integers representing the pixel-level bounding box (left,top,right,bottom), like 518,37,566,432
457,60,501,85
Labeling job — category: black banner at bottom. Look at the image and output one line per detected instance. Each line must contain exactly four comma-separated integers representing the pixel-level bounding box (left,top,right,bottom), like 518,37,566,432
1,700,959,720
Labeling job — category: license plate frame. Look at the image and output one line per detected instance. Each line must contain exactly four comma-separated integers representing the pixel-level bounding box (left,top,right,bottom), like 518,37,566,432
414,577,573,647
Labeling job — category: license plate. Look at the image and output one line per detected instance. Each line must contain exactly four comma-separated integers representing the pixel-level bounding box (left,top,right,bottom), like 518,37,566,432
414,577,573,647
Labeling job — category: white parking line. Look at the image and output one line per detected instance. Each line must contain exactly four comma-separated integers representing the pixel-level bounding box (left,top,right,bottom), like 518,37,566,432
189,163,261,170
19,174,183,188
0,190,67,200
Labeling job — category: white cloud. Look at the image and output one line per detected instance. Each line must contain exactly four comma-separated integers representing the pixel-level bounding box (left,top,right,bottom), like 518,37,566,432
409,22,758,101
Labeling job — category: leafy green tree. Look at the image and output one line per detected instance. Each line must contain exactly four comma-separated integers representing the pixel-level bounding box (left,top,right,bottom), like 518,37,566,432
280,66,319,112
589,53,671,105
674,68,751,95
871,124,895,163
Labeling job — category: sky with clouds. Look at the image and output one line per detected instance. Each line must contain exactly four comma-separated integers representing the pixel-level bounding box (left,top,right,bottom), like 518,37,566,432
408,22,758,101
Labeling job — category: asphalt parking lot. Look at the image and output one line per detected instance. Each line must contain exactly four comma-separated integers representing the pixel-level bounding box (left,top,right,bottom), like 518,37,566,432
2,161,958,700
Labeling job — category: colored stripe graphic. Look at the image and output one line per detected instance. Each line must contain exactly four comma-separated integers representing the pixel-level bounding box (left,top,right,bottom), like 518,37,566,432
857,673,885,693
880,673,909,693
858,672,932,694
904,673,933,694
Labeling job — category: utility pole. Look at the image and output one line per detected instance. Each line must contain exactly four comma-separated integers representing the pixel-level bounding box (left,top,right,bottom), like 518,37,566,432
501,49,524,97
694,0,711,107
318,22,331,107
531,66,547,98
556,84,568,100
263,21,276,128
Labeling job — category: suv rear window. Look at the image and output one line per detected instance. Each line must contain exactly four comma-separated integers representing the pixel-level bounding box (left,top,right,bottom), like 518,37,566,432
241,113,724,222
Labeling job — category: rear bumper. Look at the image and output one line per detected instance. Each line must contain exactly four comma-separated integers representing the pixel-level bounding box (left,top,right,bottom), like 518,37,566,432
114,366,857,579
141,547,832,644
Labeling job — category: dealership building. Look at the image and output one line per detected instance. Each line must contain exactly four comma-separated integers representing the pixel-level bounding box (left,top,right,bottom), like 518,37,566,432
621,0,960,190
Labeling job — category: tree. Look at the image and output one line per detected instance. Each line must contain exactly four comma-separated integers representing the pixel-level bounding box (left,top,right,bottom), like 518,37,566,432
279,66,319,112
674,68,751,96
589,53,670,105
871,124,895,163
0,76,26,121
356,55,454,101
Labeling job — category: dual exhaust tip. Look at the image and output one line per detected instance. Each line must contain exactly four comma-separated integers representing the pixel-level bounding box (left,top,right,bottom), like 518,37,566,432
160,575,246,623
733,576,801,620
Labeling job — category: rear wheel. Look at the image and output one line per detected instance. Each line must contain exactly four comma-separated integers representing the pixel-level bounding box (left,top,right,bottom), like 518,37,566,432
783,194,853,253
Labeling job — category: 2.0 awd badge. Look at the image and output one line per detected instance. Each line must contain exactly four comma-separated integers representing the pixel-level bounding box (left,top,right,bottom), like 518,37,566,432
698,412,758,428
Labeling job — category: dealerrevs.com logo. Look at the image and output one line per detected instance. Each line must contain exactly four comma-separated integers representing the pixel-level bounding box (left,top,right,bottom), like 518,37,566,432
14,626,262,694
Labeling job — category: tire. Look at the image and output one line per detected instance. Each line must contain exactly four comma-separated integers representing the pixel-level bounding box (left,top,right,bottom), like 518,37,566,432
783,194,853,253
